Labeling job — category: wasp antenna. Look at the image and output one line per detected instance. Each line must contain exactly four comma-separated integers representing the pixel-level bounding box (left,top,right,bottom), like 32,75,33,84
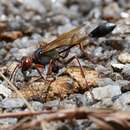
10,64,21,82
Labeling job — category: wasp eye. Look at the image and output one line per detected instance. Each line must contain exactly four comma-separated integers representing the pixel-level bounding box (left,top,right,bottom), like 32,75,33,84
39,50,42,55
35,48,43,56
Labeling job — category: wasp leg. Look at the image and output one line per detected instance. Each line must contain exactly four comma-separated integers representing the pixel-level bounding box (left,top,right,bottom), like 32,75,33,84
34,64,46,82
59,49,70,59
46,60,53,76
74,56,98,102
60,56,97,101
56,56,84,92
44,60,58,102
44,79,54,102
74,56,89,87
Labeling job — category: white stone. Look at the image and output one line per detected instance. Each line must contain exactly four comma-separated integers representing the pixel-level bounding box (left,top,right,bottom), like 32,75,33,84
92,85,121,100
111,63,125,70
114,92,130,110
0,84,12,97
118,52,130,63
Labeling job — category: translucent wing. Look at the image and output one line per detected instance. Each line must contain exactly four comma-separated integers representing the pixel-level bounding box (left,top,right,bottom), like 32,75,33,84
40,26,88,52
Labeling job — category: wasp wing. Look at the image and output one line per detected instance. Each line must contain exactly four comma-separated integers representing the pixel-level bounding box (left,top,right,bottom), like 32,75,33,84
40,26,88,52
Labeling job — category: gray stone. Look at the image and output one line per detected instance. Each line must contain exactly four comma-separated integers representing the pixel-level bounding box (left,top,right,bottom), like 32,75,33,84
43,100,60,110
51,15,70,25
31,101,43,111
122,64,130,79
92,98,113,108
60,99,77,109
1,98,25,109
114,92,130,110
45,0,68,15
93,47,103,57
22,0,46,13
116,80,129,87
96,78,115,87
75,0,94,14
31,33,42,40
91,85,121,100
67,94,89,106
0,118,17,125
60,94,94,108
95,65,111,75
11,47,36,60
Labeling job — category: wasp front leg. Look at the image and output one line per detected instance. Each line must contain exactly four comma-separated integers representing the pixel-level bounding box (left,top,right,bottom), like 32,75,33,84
33,64,46,82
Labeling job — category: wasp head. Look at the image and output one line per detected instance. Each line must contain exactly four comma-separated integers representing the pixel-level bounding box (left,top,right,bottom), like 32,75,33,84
20,56,33,71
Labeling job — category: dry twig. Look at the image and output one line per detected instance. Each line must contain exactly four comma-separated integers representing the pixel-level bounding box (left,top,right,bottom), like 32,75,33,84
4,107,130,130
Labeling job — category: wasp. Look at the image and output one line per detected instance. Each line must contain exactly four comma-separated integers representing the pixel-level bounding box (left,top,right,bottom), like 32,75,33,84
10,22,116,82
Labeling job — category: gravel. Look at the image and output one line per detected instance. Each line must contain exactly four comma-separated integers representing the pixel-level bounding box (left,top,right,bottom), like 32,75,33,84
0,0,130,129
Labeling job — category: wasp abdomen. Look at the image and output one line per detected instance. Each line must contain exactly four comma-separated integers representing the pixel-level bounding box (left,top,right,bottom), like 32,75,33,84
90,23,116,38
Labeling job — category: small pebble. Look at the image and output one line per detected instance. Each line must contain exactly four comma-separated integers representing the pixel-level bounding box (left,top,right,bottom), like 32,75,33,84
93,47,103,57
114,92,130,110
31,101,43,111
103,2,121,19
0,84,12,98
67,94,88,107
116,80,130,88
122,64,130,80
92,98,113,108
95,65,111,75
118,52,130,63
22,0,46,14
43,100,60,110
0,118,17,125
97,78,115,87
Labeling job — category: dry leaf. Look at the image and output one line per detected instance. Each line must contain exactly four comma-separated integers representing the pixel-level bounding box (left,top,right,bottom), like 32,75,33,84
11,67,101,102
